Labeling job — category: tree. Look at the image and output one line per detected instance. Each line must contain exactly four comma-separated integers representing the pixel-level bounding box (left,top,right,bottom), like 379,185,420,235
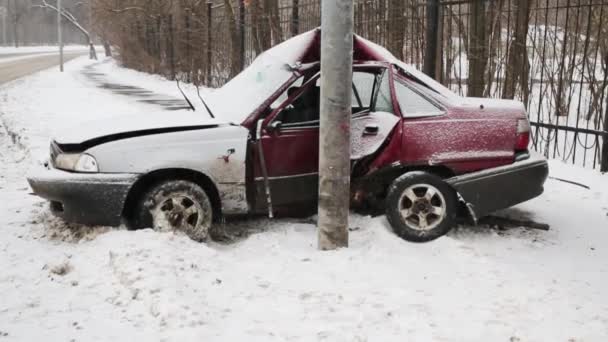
467,0,488,97
8,0,29,47
502,0,531,100
33,0,97,59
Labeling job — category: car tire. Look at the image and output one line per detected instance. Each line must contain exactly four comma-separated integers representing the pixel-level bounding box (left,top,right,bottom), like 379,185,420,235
133,180,213,242
385,171,457,242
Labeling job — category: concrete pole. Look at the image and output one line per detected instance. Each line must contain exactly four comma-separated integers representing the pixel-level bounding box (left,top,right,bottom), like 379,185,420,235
1,7,6,47
58,0,63,72
317,0,354,250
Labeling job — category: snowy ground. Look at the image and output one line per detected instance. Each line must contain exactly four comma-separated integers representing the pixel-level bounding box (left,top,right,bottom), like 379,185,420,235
0,45,91,55
0,56,607,341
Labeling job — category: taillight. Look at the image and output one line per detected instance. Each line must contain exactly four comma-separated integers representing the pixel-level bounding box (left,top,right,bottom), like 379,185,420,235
515,118,530,151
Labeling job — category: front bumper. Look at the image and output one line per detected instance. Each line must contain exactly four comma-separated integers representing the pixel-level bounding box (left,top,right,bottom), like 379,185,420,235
447,152,549,219
27,164,138,226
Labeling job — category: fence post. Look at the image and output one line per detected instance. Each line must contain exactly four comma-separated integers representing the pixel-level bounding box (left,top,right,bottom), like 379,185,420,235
602,98,608,172
423,0,439,80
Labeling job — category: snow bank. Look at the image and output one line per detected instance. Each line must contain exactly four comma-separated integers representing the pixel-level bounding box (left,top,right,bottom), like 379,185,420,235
0,45,92,55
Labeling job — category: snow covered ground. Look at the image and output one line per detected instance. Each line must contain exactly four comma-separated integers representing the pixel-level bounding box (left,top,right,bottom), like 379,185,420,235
0,56,607,341
0,45,91,55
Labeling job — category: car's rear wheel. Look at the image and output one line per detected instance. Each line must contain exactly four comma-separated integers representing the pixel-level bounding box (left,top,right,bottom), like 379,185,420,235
386,172,457,242
133,180,213,242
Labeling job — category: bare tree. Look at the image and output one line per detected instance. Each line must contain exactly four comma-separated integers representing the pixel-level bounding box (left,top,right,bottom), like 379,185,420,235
502,0,531,100
8,0,29,47
33,0,97,59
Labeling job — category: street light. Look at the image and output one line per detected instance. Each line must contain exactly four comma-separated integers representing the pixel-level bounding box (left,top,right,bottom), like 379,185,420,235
0,6,7,47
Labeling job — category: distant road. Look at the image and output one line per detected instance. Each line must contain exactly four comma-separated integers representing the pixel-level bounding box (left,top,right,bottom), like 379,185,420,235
0,51,55,60
0,52,86,85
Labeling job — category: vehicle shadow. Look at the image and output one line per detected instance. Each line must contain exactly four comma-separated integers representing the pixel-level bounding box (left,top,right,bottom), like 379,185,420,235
449,207,550,241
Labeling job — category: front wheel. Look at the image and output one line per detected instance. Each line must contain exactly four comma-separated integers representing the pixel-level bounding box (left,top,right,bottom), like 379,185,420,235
385,172,457,242
133,180,213,242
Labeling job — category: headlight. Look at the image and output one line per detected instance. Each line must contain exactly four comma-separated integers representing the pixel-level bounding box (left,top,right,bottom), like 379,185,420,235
54,153,99,173
75,154,99,173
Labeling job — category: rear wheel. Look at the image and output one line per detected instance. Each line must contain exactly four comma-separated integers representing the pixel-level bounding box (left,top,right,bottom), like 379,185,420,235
386,172,457,242
133,180,213,242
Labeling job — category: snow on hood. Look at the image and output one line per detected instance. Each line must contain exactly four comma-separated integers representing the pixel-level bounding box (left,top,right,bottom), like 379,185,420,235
54,111,226,145
208,29,464,123
208,30,318,123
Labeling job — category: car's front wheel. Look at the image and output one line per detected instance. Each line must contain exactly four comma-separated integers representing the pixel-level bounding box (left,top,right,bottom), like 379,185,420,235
386,172,457,242
134,180,213,242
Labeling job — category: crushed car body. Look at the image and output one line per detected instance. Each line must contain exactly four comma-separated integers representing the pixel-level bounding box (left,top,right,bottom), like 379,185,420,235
27,28,548,242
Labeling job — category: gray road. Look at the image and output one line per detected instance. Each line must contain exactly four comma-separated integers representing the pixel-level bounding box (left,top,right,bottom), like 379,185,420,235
0,52,85,85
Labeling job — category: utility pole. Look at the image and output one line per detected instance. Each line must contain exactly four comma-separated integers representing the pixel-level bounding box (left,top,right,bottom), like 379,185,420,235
317,0,354,250
0,6,6,47
57,0,63,72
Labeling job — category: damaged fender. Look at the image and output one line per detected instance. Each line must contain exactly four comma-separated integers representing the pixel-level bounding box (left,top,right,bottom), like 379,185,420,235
87,124,250,214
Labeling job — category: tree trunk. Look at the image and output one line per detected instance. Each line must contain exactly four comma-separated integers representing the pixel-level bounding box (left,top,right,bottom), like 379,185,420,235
265,0,282,45
291,0,299,37
467,0,488,97
223,0,241,77
318,0,354,250
387,0,405,60
250,0,262,54
103,40,111,57
502,0,531,99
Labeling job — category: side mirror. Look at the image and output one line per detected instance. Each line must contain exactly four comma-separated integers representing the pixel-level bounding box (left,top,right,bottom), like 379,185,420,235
268,121,282,133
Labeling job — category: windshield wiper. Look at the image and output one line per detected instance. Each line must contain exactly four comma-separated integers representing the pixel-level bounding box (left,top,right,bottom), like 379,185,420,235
176,79,196,111
196,85,216,119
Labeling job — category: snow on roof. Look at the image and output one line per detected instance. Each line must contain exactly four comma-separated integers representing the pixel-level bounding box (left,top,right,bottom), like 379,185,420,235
210,28,460,123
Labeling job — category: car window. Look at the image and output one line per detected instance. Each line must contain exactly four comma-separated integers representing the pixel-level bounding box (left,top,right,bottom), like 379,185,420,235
270,76,304,110
351,71,375,109
395,81,443,117
374,70,394,113
277,82,321,126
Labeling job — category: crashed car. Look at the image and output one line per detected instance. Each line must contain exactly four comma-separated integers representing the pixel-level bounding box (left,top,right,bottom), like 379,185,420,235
27,29,548,242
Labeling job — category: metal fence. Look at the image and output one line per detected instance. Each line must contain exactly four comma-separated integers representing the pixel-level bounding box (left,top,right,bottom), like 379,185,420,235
205,0,608,171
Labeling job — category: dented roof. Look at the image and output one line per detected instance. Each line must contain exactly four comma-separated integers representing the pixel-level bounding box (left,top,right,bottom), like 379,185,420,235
208,28,460,123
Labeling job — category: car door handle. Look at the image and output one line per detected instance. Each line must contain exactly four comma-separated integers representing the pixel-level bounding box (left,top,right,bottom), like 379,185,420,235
363,124,379,136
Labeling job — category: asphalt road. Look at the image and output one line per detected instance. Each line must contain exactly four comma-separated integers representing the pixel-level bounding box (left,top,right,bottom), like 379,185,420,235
0,52,85,85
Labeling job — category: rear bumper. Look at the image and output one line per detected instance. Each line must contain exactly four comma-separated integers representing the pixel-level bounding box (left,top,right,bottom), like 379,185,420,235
447,152,549,219
27,164,138,226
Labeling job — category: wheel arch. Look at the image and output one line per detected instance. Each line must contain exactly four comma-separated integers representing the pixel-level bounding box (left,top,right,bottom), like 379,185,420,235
122,168,222,223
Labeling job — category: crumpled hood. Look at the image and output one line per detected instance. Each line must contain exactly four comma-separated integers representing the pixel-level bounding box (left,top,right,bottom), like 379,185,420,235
53,111,226,146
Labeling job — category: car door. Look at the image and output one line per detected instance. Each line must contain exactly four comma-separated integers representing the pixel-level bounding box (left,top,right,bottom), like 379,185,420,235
252,68,395,213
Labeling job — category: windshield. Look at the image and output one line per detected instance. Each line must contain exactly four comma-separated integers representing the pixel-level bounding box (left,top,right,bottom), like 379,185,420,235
208,57,294,123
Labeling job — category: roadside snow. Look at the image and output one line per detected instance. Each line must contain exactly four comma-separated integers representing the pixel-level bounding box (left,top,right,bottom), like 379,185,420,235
0,56,607,341
0,45,91,55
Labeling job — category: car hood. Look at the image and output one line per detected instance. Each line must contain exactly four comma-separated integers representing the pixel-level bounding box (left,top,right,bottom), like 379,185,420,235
53,111,227,147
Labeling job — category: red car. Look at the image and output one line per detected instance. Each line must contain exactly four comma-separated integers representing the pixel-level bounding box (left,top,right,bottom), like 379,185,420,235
28,29,548,242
